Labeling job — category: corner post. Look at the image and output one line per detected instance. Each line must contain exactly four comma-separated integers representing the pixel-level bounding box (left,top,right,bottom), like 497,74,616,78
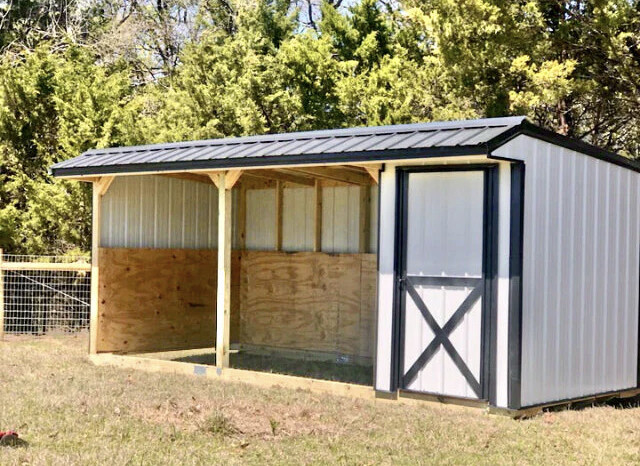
216,172,232,368
90,176,114,354
90,183,101,354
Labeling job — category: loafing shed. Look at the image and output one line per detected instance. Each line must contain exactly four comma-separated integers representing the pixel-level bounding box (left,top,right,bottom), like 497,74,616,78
51,116,640,413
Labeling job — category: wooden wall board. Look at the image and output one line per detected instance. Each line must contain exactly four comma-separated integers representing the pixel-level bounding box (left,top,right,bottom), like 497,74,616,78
98,248,216,353
98,248,377,359
238,251,376,358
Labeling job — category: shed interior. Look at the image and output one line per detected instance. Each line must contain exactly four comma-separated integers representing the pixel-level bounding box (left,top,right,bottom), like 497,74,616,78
94,165,379,385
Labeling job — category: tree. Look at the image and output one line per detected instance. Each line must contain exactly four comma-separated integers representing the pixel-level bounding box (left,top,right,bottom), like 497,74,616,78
0,44,134,253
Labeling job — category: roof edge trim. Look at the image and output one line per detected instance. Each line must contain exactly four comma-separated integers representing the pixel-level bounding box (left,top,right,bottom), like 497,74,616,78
50,145,485,178
488,120,640,173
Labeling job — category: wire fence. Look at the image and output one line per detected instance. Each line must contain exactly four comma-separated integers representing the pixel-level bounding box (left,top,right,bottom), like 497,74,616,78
0,252,91,338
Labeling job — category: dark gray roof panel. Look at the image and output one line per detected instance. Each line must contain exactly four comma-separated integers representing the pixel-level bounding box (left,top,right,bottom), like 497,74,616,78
50,116,640,175
51,116,526,175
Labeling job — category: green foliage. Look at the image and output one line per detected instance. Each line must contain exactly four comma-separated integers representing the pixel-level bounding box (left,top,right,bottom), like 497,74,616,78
0,45,131,253
0,0,639,253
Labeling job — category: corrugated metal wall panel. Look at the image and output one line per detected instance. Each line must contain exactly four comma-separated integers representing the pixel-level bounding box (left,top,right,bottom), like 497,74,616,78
282,187,314,251
102,176,378,254
245,185,370,253
495,135,640,406
322,186,360,253
101,175,219,248
245,188,276,250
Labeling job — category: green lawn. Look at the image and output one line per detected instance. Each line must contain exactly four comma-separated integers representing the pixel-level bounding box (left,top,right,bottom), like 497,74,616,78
1,335,640,465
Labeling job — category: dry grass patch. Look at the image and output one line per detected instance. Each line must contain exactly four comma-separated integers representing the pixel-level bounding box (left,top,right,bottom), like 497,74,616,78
1,335,640,464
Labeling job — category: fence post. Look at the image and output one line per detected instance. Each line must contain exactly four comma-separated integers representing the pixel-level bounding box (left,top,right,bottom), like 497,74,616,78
0,248,4,341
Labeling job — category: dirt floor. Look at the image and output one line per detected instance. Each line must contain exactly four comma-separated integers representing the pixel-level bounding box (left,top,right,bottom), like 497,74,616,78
2,334,640,465
136,347,373,386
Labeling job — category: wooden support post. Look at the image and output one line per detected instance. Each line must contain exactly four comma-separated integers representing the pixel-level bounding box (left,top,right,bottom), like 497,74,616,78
275,180,283,251
314,180,322,252
238,184,247,250
216,172,232,369
90,184,102,354
0,249,4,341
89,176,115,354
359,185,371,253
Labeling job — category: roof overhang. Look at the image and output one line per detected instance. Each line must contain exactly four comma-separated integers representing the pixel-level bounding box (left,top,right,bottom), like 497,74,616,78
52,145,486,179
50,117,640,179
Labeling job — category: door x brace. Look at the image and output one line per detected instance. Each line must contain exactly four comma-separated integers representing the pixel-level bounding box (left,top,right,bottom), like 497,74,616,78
402,277,483,397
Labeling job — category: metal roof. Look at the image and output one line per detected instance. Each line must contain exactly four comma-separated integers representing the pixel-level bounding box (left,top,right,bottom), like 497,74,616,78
50,116,640,176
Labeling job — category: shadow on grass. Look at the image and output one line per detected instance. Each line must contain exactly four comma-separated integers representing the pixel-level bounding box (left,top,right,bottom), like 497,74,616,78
532,393,640,417
0,435,28,448
172,352,373,386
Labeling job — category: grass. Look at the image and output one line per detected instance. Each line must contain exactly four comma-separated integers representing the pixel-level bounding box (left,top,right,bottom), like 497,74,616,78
2,335,640,464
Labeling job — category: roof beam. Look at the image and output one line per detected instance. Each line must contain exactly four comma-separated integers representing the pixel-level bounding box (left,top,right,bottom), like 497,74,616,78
243,169,315,187
159,172,216,186
282,166,372,185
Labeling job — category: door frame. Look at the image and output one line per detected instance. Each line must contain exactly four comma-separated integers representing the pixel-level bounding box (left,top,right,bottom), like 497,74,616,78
390,164,499,403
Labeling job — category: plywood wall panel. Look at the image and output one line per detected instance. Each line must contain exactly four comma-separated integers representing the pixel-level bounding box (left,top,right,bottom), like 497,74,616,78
98,248,217,353
98,248,377,358
238,251,376,358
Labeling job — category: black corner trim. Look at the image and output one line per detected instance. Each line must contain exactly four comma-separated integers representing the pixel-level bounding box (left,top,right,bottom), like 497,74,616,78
488,120,640,173
507,163,525,409
637,239,640,388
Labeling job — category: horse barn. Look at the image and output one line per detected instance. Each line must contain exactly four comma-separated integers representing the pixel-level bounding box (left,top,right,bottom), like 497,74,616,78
50,116,640,414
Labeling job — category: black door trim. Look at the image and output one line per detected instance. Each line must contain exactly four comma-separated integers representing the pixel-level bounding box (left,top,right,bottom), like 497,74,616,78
508,163,525,409
391,164,499,401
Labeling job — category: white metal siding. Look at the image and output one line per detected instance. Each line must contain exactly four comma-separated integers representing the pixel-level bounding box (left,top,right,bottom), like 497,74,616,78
245,188,276,250
103,177,377,254
282,188,314,251
495,162,511,407
322,186,360,253
244,185,376,253
375,166,397,390
495,135,640,406
101,175,218,248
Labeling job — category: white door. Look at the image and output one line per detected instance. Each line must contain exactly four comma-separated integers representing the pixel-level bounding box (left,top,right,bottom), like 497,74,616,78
398,168,490,399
